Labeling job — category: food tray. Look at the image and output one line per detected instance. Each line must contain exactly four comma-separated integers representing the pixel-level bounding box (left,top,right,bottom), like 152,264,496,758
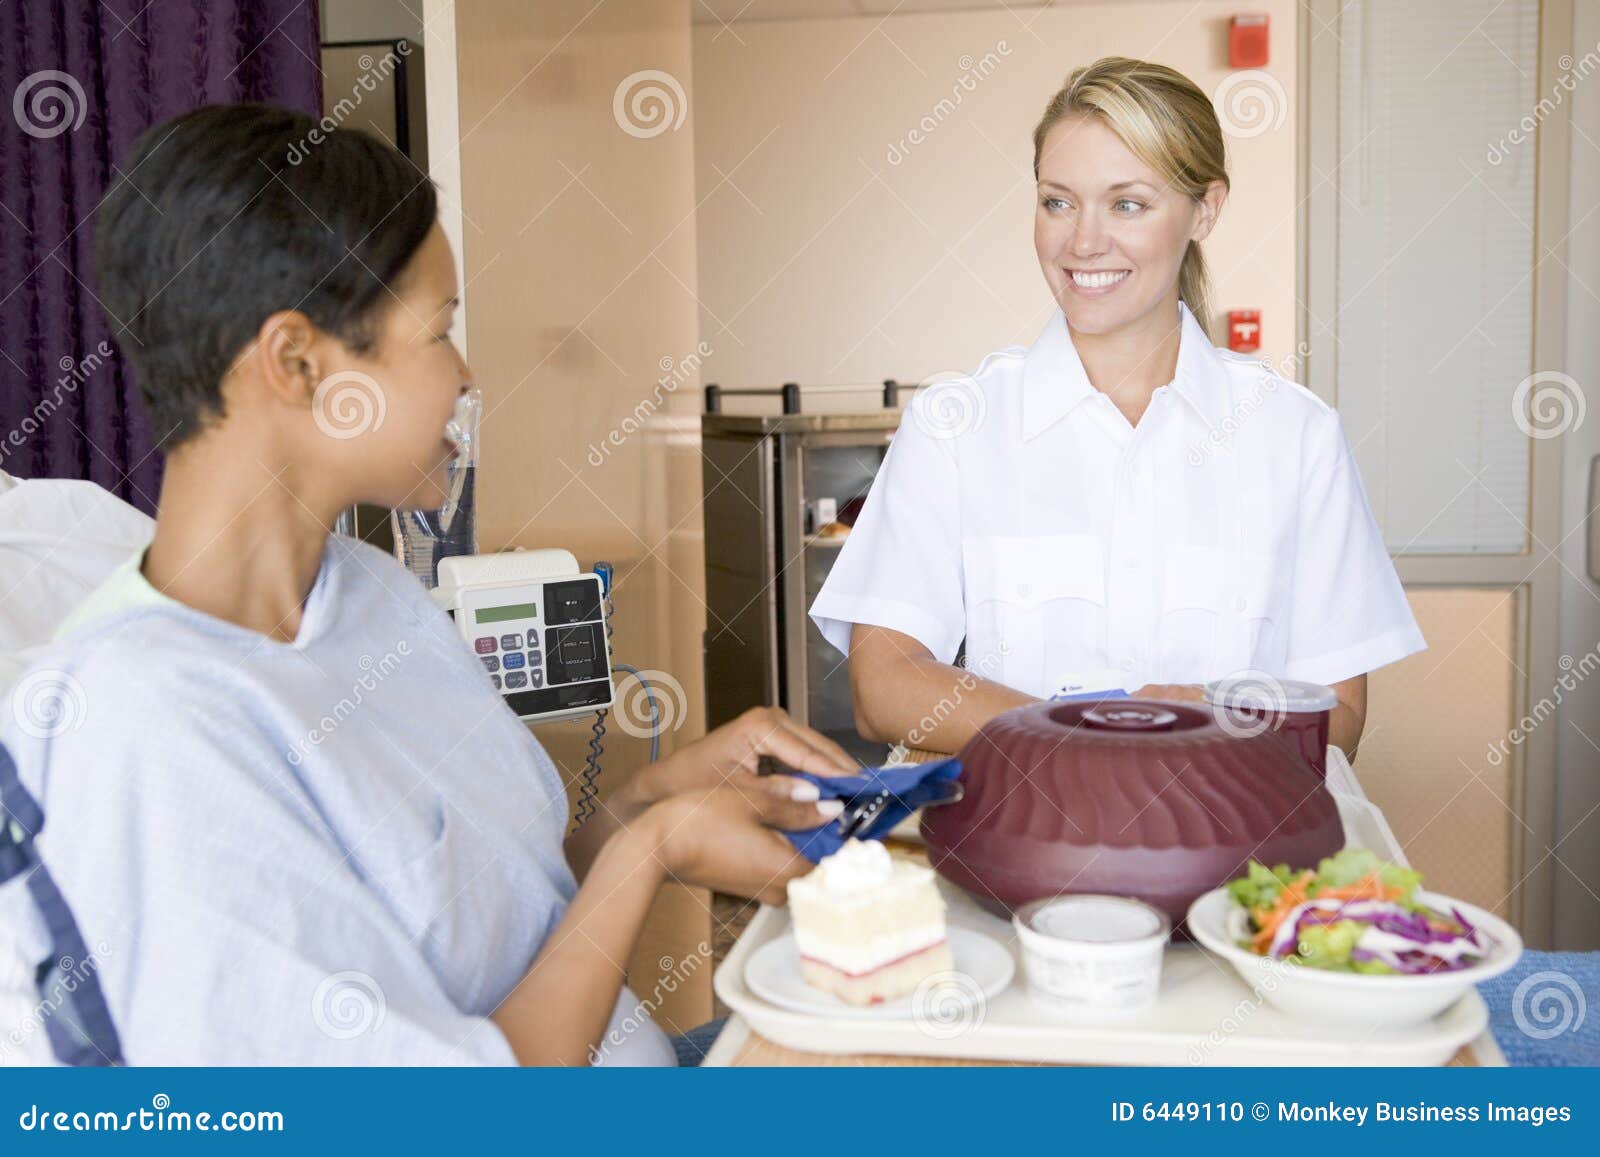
710,791,1496,1066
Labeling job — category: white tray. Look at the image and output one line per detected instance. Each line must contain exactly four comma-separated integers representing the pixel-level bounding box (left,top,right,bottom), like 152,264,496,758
711,792,1497,1066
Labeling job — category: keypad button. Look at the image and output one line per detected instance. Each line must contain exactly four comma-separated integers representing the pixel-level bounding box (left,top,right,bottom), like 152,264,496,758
474,637,497,654
500,632,522,650
480,655,500,673
528,671,544,689
503,652,526,671
505,671,528,689
525,651,540,669
491,674,502,690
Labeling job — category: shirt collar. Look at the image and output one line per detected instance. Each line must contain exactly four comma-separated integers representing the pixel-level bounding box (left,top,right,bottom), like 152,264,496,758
1020,300,1230,440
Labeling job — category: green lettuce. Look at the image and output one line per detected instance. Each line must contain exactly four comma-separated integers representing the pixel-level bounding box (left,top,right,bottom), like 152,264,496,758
1225,860,1297,911
1291,920,1365,969
1312,848,1422,905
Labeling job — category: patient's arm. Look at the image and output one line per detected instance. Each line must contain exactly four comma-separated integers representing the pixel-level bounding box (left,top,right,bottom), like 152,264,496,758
495,785,827,1065
847,623,1035,755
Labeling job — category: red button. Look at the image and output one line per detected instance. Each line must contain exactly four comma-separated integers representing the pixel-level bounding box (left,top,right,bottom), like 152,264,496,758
475,637,497,654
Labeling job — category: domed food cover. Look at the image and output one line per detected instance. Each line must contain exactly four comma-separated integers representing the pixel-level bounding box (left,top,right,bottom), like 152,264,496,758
920,699,1345,924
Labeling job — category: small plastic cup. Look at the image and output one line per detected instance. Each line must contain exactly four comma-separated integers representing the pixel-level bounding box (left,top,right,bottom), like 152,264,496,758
1013,895,1171,1018
1203,677,1337,776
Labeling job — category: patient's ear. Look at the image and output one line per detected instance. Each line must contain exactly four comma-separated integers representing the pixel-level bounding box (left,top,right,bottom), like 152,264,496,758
250,310,323,410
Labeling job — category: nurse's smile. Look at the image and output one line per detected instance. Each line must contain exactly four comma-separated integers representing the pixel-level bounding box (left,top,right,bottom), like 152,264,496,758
1066,268,1131,294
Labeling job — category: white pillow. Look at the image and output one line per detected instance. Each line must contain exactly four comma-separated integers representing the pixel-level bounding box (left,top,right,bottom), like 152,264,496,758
0,471,154,696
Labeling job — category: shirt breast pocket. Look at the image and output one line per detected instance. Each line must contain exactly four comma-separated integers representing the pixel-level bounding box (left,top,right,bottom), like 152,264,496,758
352,795,460,941
963,533,1106,696
1160,545,1286,679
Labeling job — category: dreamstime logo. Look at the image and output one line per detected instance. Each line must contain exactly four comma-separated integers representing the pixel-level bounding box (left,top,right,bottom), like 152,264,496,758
1187,342,1308,465
910,372,986,440
588,940,712,1064
0,341,114,469
907,642,1009,748
587,340,713,466
1511,970,1586,1040
886,40,1012,165
1212,70,1287,139
12,70,87,139
311,971,386,1040
1487,645,1600,767
1512,370,1585,439
286,643,411,766
287,42,411,164
312,371,387,440
911,969,987,1040
1488,44,1600,165
1186,955,1287,1064
1207,670,1286,740
612,70,687,139
2,939,114,1063
613,669,688,740
10,670,88,739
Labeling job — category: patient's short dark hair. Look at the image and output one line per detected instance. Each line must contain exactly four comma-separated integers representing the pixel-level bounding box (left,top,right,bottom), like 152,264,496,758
94,102,437,447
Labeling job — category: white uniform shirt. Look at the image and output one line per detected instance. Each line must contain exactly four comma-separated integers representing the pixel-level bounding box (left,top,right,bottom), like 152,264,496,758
810,303,1425,697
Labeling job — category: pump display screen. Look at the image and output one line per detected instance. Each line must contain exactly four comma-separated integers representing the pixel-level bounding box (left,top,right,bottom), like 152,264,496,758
475,603,538,624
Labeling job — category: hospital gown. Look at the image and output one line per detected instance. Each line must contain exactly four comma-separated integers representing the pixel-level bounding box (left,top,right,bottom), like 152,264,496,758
0,534,676,1065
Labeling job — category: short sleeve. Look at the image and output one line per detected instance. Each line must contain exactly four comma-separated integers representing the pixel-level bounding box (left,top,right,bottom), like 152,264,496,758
809,399,966,663
1,668,516,1067
1284,408,1427,684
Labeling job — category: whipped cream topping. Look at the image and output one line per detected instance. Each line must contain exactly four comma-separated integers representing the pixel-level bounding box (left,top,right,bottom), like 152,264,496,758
812,838,895,895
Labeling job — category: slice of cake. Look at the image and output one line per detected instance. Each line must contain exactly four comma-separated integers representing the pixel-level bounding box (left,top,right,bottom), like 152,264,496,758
786,838,953,1006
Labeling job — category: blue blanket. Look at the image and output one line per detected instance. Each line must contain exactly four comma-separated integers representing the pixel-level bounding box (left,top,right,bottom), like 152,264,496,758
1478,950,1599,1066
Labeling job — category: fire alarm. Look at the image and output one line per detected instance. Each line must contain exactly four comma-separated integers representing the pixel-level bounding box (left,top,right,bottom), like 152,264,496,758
1228,310,1261,353
1229,14,1270,69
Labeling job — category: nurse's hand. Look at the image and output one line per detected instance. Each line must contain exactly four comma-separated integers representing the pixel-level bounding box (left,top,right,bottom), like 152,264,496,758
1129,683,1207,703
620,706,858,820
642,783,840,905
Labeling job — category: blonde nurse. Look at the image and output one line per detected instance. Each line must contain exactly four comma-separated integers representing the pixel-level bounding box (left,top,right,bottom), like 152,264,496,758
810,57,1424,760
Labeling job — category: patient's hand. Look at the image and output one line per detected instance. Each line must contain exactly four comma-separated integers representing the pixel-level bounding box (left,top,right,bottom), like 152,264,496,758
620,706,857,819
642,782,838,906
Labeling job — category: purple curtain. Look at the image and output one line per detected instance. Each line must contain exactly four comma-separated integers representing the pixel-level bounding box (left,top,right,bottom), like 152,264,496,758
0,1,323,512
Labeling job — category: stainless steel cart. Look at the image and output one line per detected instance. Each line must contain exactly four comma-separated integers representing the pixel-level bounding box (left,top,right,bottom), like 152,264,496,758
701,387,907,765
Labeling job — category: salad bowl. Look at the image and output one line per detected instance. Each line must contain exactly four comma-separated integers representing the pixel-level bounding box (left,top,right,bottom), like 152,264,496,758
1187,858,1523,1031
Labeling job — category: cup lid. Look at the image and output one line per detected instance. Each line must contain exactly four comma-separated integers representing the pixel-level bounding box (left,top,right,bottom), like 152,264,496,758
1014,894,1171,945
1203,675,1337,713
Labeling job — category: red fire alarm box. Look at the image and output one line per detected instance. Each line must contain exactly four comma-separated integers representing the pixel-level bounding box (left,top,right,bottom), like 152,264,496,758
1228,310,1262,353
1229,14,1270,69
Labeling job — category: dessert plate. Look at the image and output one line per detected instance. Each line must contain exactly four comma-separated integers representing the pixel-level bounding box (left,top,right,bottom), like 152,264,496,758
745,927,1015,1020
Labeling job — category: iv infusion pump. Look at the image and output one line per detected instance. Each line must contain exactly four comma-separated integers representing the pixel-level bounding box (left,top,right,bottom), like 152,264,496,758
434,550,615,724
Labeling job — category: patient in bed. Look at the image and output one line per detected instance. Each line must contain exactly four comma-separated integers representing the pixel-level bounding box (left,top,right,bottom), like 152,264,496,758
0,103,854,1066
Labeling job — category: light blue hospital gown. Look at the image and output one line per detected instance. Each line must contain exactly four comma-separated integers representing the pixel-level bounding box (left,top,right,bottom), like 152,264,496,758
0,535,676,1065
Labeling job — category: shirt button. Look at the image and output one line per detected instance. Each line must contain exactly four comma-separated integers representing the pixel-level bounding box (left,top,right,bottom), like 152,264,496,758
1120,658,1135,671
1018,583,1032,598
1232,596,1248,612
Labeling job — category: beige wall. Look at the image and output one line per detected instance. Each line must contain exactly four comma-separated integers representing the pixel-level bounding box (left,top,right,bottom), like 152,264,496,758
691,0,1300,399
449,0,712,1032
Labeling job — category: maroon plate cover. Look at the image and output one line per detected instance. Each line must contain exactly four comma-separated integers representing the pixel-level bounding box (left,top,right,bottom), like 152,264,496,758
921,699,1345,925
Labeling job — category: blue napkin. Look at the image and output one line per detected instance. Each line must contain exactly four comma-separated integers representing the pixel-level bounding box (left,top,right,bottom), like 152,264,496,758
1478,950,1600,1066
782,758,963,862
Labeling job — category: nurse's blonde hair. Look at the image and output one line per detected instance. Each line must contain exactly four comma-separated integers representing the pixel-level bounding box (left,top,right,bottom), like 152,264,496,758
1032,57,1229,334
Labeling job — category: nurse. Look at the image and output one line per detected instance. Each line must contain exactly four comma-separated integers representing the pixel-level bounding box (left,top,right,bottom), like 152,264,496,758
811,57,1424,759
0,104,854,1066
